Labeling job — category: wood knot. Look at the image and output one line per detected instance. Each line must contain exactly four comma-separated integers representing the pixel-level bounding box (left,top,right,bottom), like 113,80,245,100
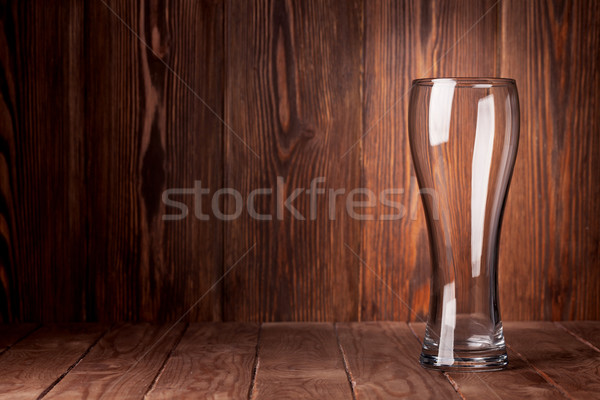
151,26,170,59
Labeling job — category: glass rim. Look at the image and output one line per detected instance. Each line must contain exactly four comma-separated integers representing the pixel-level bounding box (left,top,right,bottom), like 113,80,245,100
412,77,516,87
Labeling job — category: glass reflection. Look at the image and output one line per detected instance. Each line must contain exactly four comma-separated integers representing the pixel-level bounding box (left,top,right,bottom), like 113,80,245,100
471,95,495,278
428,79,456,146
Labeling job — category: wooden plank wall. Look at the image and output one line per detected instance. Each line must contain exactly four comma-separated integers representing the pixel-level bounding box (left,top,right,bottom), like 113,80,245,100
84,0,224,322
0,0,598,322
224,0,362,321
499,0,600,320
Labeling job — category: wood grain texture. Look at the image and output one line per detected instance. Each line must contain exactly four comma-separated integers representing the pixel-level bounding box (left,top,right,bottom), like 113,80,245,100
0,323,37,353
0,0,20,323
0,0,86,322
504,321,600,398
0,0,599,323
252,323,352,399
410,322,565,400
0,322,598,397
147,323,259,399
85,0,223,321
223,0,362,321
360,0,499,321
337,322,459,399
558,321,600,351
44,323,185,399
0,324,106,399
499,0,600,320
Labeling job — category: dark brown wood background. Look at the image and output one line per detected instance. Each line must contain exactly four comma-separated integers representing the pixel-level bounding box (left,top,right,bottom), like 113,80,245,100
0,0,598,322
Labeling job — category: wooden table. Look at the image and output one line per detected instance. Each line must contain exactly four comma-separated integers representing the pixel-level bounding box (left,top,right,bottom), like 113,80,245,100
0,322,598,399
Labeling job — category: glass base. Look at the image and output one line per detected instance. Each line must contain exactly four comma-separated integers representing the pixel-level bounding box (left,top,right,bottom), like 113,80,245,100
420,352,508,372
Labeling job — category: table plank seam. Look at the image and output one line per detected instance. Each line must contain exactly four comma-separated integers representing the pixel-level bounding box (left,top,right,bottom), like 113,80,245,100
443,374,467,400
504,343,575,400
247,323,262,400
0,323,42,357
37,324,112,399
555,322,600,353
333,323,357,400
143,322,190,399
407,322,467,400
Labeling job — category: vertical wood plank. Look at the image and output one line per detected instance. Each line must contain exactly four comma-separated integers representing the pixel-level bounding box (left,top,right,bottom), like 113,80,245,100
0,0,86,322
500,0,600,320
161,0,224,322
252,323,352,399
504,321,600,398
337,322,459,399
0,324,107,399
410,322,566,399
147,323,259,399
0,0,21,323
224,0,363,321
361,0,499,321
44,323,185,399
86,0,223,321
85,0,142,321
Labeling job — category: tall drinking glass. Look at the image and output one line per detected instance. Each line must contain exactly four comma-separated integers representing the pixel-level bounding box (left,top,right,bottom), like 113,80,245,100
408,78,519,371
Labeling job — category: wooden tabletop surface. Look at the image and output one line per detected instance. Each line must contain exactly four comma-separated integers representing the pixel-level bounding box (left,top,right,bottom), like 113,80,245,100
0,321,598,399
